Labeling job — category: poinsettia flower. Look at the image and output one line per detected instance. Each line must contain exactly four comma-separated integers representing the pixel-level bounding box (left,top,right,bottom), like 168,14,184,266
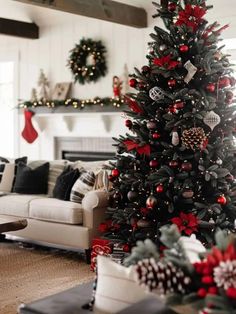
171,212,198,235
176,4,206,32
153,55,180,70
194,242,236,298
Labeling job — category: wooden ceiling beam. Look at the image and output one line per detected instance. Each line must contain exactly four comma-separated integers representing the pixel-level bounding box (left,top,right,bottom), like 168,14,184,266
0,17,39,39
12,0,147,28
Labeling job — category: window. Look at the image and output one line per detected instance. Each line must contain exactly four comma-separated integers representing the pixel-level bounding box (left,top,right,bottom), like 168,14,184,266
0,61,15,157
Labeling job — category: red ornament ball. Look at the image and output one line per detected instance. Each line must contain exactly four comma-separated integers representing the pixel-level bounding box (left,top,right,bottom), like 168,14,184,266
168,2,177,12
217,195,227,205
168,79,177,88
169,160,178,168
156,184,164,193
142,66,150,74
174,101,185,109
146,195,158,209
152,132,161,139
112,168,120,177
197,288,207,298
181,162,192,172
219,77,231,88
129,78,137,88
179,45,189,53
149,159,159,168
226,287,236,299
125,119,132,128
168,106,177,114
206,83,215,93
123,244,131,253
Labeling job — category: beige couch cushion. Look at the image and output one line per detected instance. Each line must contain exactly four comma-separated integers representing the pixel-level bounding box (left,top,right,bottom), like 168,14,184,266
0,194,47,217
29,198,83,225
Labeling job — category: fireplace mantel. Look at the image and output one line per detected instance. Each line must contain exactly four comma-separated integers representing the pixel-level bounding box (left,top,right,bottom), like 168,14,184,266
28,110,123,133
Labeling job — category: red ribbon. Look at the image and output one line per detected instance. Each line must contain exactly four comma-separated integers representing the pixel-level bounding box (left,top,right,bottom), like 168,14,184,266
125,96,144,114
123,140,151,156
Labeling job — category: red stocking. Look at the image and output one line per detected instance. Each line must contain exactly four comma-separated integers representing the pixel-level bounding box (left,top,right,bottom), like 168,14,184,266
21,110,38,144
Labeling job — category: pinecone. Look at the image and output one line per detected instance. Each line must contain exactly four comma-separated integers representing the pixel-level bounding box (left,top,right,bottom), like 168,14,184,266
181,127,207,151
135,258,191,296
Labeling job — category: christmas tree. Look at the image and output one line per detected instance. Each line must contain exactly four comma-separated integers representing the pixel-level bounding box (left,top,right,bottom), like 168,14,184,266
102,0,236,249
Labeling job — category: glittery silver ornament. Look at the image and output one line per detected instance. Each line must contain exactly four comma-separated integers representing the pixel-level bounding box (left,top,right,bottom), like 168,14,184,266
203,111,221,131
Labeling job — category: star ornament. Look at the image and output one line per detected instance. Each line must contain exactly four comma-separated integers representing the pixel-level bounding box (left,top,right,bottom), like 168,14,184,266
171,212,198,236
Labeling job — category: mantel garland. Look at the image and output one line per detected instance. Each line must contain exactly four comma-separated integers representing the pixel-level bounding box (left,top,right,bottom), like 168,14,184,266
19,96,125,110
68,38,107,85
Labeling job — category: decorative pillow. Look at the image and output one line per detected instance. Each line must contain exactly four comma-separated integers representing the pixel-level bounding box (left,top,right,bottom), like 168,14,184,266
94,170,110,191
53,167,80,201
0,156,27,192
72,160,111,175
94,255,152,314
70,171,95,203
13,162,49,194
28,160,67,197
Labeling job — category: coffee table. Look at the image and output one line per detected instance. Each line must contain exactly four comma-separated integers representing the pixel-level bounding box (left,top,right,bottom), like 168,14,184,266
0,217,27,234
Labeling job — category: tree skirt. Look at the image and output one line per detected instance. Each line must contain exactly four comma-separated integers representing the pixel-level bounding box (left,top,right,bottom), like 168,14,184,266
0,241,94,314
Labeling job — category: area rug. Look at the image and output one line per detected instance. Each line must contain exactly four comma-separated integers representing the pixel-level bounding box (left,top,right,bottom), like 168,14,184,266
0,241,94,314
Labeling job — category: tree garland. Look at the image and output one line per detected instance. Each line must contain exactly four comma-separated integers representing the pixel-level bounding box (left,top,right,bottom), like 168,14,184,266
68,38,107,85
19,97,125,110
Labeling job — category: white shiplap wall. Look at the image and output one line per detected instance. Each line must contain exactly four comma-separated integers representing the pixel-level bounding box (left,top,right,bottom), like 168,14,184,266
0,0,235,159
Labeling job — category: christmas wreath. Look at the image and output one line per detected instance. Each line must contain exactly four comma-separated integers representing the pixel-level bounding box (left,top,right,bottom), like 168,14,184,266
68,38,107,85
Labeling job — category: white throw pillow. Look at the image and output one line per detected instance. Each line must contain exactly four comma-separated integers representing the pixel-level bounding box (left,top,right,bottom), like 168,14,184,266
70,171,95,203
94,255,152,314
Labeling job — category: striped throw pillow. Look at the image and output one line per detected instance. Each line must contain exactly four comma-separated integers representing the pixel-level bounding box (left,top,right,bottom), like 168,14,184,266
70,171,95,203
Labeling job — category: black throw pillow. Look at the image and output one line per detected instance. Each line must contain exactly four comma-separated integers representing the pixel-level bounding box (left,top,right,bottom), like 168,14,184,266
13,162,49,194
53,166,80,201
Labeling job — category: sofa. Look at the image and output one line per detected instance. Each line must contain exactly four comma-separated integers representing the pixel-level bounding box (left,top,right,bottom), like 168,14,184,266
0,159,110,260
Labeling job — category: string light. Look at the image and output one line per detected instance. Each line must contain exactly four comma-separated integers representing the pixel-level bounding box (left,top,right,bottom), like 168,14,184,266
20,96,125,111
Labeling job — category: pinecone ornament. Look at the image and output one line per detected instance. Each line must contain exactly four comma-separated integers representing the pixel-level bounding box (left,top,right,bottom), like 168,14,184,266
181,127,207,151
135,258,191,296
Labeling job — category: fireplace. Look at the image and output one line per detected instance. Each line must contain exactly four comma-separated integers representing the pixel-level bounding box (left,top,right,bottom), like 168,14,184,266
54,137,116,161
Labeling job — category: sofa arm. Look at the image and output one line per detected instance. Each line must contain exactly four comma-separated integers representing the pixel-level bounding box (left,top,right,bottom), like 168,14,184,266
82,190,109,229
